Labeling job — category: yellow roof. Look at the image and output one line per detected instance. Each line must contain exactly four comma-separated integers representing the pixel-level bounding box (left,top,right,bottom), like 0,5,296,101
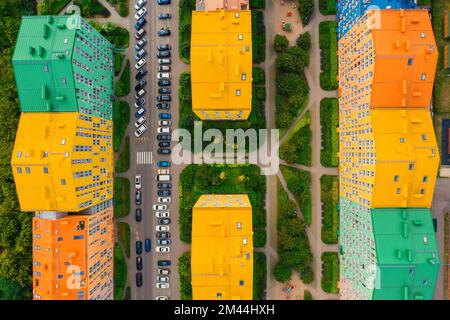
191,10,252,120
191,194,253,300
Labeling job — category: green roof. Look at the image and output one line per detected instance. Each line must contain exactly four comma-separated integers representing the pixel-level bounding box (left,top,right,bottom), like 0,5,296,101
371,208,440,300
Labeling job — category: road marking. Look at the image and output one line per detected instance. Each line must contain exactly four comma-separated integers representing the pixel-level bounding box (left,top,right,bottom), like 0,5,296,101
136,137,149,142
137,151,152,165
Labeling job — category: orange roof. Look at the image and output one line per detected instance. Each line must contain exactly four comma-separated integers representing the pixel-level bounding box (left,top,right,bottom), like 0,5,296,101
368,9,437,109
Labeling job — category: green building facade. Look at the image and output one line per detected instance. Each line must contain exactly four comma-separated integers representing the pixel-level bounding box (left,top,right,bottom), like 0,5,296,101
12,15,114,120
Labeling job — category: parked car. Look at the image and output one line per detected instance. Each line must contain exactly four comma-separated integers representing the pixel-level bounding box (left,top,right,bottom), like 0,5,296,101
136,256,143,271
158,88,171,94
136,273,143,287
134,124,148,137
135,68,148,80
157,0,171,5
157,95,171,102
135,38,147,51
135,18,146,31
158,65,171,72
153,204,168,211
135,174,142,189
157,134,171,141
156,50,171,58
135,208,142,222
156,283,170,289
157,239,171,246
157,276,169,283
157,72,171,79
156,102,170,110
134,107,146,118
157,260,171,267
158,28,171,36
135,116,146,128
156,296,168,300
135,28,146,40
135,89,146,99
158,197,171,204
135,97,146,108
135,58,147,69
158,58,171,65
155,225,170,232
134,79,147,91
135,241,142,255
159,113,171,119
158,79,171,87
157,160,171,168
157,169,170,175
134,7,147,20
155,211,170,218
158,13,171,20
135,48,146,61
158,218,171,225
158,120,171,126
145,239,151,253
157,44,171,51
158,141,170,148
156,232,171,240
157,182,172,189
158,189,171,197
157,127,170,134
156,246,170,253
157,148,171,155
156,174,171,181
135,190,142,205
135,0,147,10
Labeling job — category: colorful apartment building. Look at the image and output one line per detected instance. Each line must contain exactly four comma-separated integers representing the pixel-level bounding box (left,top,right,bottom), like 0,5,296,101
190,10,252,120
196,0,249,11
32,199,114,300
191,195,253,300
338,9,441,300
11,14,114,300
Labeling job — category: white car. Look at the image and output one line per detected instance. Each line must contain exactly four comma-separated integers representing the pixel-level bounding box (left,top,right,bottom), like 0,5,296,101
155,225,170,232
157,276,169,282
135,0,147,10
157,72,171,80
156,296,168,300
153,204,168,211
156,246,170,253
157,169,170,175
134,116,146,128
134,7,147,20
158,120,171,126
156,283,170,289
135,58,147,69
158,268,170,275
156,211,170,218
134,124,148,137
135,174,142,189
158,197,171,204
157,127,170,134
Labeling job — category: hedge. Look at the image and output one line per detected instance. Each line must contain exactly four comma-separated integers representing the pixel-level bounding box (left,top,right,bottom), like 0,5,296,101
179,0,196,63
320,98,339,167
252,10,266,63
113,100,130,152
321,175,339,244
178,251,192,300
114,244,127,300
252,67,266,85
250,0,266,9
253,230,267,248
321,252,339,293
304,290,313,300
114,177,130,218
115,136,130,173
319,0,336,15
319,21,338,90
298,0,314,26
114,53,124,76
115,60,130,97
253,252,267,299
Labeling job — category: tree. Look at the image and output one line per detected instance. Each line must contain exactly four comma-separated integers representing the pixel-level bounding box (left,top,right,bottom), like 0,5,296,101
296,32,311,51
274,34,289,53
298,0,314,26
273,261,292,283
276,47,308,73
277,72,307,97
0,277,26,300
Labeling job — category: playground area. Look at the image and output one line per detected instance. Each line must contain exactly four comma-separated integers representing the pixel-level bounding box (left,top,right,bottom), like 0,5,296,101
274,0,304,45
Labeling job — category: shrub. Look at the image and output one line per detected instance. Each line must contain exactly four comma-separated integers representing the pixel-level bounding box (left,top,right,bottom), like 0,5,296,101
114,53,124,76
117,222,130,258
304,290,313,300
115,60,130,97
296,32,311,51
253,252,267,300
320,98,339,167
319,21,338,90
179,0,196,63
273,261,292,283
114,177,130,218
253,230,267,248
321,175,339,244
250,0,265,9
274,34,289,53
321,252,339,293
252,67,266,85
298,0,314,26
280,118,312,166
252,10,266,63
73,0,110,17
178,252,192,300
114,244,127,300
319,0,336,15
93,21,129,48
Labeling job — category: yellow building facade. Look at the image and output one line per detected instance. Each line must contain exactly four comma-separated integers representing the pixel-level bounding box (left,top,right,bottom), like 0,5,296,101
191,10,252,120
191,194,253,299
11,112,113,212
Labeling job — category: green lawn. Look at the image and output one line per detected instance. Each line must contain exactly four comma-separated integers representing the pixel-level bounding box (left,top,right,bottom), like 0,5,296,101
304,290,313,300
109,0,129,17
253,252,267,300
280,165,312,225
319,21,338,91
178,251,192,300
114,244,127,300
37,0,70,14
124,287,131,300
250,0,265,9
90,21,130,48
113,100,130,152
279,111,312,166
179,164,266,243
114,177,130,218
253,67,266,85
298,0,314,26
253,230,267,248
114,53,124,76
73,0,110,17
321,252,339,293
320,98,339,167
179,0,196,63
115,136,130,173
117,222,130,258
115,60,130,97
321,175,339,244
319,0,336,15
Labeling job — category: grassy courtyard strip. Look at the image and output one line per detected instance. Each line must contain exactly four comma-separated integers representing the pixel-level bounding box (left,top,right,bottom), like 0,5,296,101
114,244,127,300
321,252,339,294
115,136,130,173
319,21,338,91
179,0,196,63
321,175,339,244
320,98,339,167
280,111,312,166
253,252,267,300
113,100,130,152
178,251,192,300
117,222,131,258
114,177,130,218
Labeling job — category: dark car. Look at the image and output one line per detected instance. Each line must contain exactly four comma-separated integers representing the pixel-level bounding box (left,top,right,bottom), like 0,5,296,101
159,113,171,120
135,208,142,222
145,238,151,253
157,260,172,268
157,183,172,189
157,0,171,5
157,161,171,168
134,79,147,91
157,95,171,102
158,80,171,87
158,148,171,155
157,44,171,51
156,103,170,110
135,18,146,30
135,38,147,51
156,50,171,58
158,218,171,225
157,134,171,141
135,97,146,107
158,28,171,36
158,88,171,94
156,232,171,239
136,241,143,255
158,141,170,148
136,272,143,287
158,13,172,20
135,68,148,80
136,256,143,271
157,189,171,197
135,190,142,205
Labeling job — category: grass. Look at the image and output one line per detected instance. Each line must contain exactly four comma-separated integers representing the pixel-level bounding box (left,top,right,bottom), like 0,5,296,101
253,230,267,248
113,100,130,152
117,222,131,258
321,175,339,244
38,0,71,14
115,60,130,97
319,0,336,15
252,10,266,63
114,177,130,218
250,0,266,9
298,0,314,26
253,252,267,300
178,251,192,300
179,164,266,243
114,53,124,76
114,244,127,300
320,98,339,167
253,67,266,85
109,0,129,17
319,21,338,91
279,111,312,166
304,290,313,300
280,165,312,225
179,0,196,63
115,136,130,173
73,0,110,17
124,287,131,300
321,252,339,293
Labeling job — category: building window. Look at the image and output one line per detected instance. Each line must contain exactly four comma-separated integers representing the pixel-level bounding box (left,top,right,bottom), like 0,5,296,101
17,167,22,174
239,280,244,286
61,138,66,145
236,222,242,230
60,179,66,186
421,134,427,141
43,167,49,174
420,189,425,194
217,293,222,298
236,89,241,96
393,175,399,182
238,34,243,40
421,73,427,81
396,188,401,194
242,238,247,245
409,163,414,171
241,73,246,81
17,151,22,157
25,167,30,174
407,58,413,66
423,176,428,183
400,137,406,143
420,32,425,39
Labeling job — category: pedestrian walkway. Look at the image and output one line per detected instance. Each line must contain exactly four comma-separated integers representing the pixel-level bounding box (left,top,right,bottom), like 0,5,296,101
136,151,152,165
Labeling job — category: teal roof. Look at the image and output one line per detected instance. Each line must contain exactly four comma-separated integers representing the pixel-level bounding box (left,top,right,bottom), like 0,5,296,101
371,208,440,300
